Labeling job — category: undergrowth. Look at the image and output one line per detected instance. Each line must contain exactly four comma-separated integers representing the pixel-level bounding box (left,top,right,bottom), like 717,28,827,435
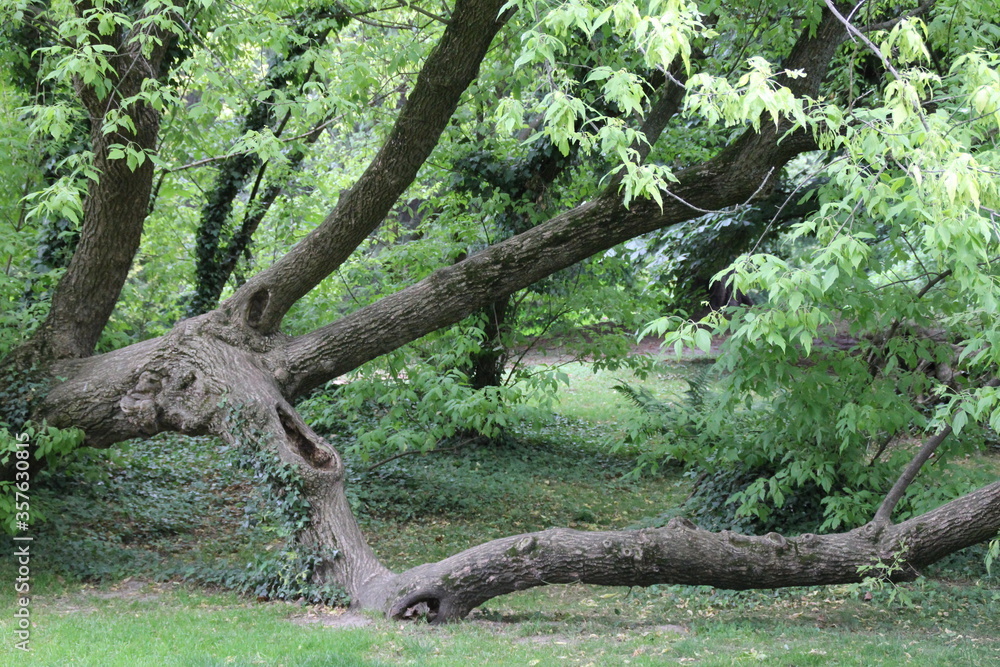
1,358,995,619
0,411,684,595
2,430,349,604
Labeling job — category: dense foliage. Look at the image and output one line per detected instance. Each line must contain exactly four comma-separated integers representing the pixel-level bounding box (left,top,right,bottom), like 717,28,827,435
0,0,998,607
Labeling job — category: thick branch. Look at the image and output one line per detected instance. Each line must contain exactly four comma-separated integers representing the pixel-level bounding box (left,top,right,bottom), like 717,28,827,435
282,129,793,394
873,425,954,526
278,8,849,395
279,130,811,395
36,2,180,359
38,317,1000,622
222,0,511,333
382,481,1000,622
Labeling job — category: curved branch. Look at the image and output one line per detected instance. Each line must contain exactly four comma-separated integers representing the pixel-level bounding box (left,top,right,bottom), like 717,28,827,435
222,0,512,334
381,481,1000,622
278,7,850,395
857,0,937,34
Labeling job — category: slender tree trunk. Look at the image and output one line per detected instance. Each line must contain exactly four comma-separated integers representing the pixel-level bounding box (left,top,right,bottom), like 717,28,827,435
468,297,511,391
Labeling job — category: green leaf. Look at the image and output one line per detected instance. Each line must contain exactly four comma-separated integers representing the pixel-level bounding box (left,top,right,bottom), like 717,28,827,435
693,328,712,352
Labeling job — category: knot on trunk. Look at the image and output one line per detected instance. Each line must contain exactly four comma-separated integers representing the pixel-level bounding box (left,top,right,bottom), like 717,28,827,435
119,370,164,433
667,516,698,531
511,536,537,555
764,532,788,549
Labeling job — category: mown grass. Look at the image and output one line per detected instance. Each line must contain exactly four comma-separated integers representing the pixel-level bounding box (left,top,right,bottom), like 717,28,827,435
552,359,694,425
1,359,998,665
3,578,997,665
1,587,383,666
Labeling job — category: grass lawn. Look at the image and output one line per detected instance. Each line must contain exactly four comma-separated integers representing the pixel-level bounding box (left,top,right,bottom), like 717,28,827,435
2,578,996,665
2,360,998,665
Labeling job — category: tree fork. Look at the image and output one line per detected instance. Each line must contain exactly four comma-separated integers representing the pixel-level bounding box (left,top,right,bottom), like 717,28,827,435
16,0,999,626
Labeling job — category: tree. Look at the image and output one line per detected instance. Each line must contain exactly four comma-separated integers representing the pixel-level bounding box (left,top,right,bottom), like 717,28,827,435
2,0,999,622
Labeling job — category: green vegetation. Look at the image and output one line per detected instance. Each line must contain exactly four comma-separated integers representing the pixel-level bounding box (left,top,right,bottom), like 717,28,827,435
2,363,997,664
1,0,999,656
2,580,998,665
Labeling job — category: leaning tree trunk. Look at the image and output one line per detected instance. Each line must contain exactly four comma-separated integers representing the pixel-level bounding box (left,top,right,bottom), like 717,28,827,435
39,324,1000,621
21,0,999,625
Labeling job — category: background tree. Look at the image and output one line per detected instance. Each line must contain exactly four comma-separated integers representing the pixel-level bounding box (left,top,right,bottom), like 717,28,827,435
0,0,998,622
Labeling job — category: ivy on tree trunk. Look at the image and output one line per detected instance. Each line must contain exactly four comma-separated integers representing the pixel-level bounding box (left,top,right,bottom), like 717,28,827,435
6,0,999,623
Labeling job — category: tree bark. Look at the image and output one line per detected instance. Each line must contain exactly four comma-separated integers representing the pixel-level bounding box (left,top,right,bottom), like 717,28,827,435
36,1,178,360
22,1,1000,625
275,6,847,394
379,480,1000,622
220,0,512,335
277,122,819,396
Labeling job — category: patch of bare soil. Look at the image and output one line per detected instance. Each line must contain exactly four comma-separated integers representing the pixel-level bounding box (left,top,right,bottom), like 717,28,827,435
86,577,163,599
45,578,174,614
290,607,374,628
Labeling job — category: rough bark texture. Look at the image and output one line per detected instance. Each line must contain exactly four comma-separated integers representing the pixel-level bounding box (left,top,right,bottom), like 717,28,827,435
37,1,177,360
20,1,1000,624
379,481,1000,622
220,0,512,334
278,124,817,396
40,319,391,606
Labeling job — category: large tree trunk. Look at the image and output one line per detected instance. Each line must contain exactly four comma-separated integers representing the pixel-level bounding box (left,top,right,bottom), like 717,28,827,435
20,0,999,625
38,327,1000,621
